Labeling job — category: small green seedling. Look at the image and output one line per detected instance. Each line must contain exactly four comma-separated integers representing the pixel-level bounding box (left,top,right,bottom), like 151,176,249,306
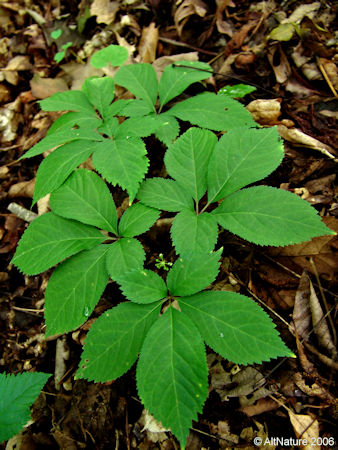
0,372,50,442
155,253,173,271
50,29,73,63
12,48,335,447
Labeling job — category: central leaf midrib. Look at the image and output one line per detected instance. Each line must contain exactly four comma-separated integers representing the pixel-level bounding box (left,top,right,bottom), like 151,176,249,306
83,303,160,371
209,129,274,203
62,185,115,232
180,300,272,342
48,247,109,330
15,235,103,259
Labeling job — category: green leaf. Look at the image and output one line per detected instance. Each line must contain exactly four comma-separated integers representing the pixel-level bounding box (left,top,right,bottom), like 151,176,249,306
166,249,222,296
212,186,335,246
54,51,66,63
47,112,102,135
137,306,208,446
164,127,216,202
106,238,145,281
207,127,284,203
45,245,110,336
33,140,94,204
179,291,294,364
40,90,96,115
12,212,105,275
106,99,132,116
118,203,159,237
90,45,129,68
22,128,102,159
171,210,218,257
218,84,256,98
114,63,158,108
114,116,161,139
51,29,62,39
269,23,295,41
159,60,212,107
77,301,161,382
117,269,167,304
82,77,115,119
98,116,119,137
167,92,256,131
50,169,118,234
0,372,51,443
62,42,72,51
137,178,194,212
118,99,154,117
154,114,180,146
92,138,148,203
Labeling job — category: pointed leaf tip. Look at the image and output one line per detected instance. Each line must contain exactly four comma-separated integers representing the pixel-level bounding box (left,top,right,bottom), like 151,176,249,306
137,307,208,446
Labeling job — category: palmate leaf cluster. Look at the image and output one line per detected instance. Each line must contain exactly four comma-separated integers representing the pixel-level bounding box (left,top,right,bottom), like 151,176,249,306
22,60,255,205
12,169,159,336
12,55,335,447
137,126,333,254
76,250,293,445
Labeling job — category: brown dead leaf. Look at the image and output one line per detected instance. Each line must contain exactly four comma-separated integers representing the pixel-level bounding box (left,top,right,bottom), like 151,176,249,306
277,125,336,159
241,421,275,450
267,44,291,84
0,97,22,143
174,0,208,37
240,397,279,417
246,99,282,126
30,75,68,99
293,371,335,403
5,55,32,71
292,271,312,341
55,336,70,391
295,332,317,375
152,51,199,79
318,58,338,91
90,0,119,25
209,420,239,445
284,2,321,24
0,215,22,254
210,361,267,402
138,410,169,444
215,0,235,36
138,22,158,63
224,21,256,58
0,55,32,86
61,61,102,90
288,411,320,450
8,178,35,198
269,217,338,282
285,78,319,97
309,281,336,355
0,166,9,179
0,83,10,103
306,174,335,196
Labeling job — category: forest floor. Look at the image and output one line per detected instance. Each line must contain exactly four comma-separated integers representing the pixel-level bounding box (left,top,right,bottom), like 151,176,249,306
0,0,337,448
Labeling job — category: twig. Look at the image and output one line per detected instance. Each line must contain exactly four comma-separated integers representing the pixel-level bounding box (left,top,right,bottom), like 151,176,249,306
309,257,337,348
303,341,338,371
158,37,218,56
316,56,338,98
173,63,280,97
8,202,37,222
